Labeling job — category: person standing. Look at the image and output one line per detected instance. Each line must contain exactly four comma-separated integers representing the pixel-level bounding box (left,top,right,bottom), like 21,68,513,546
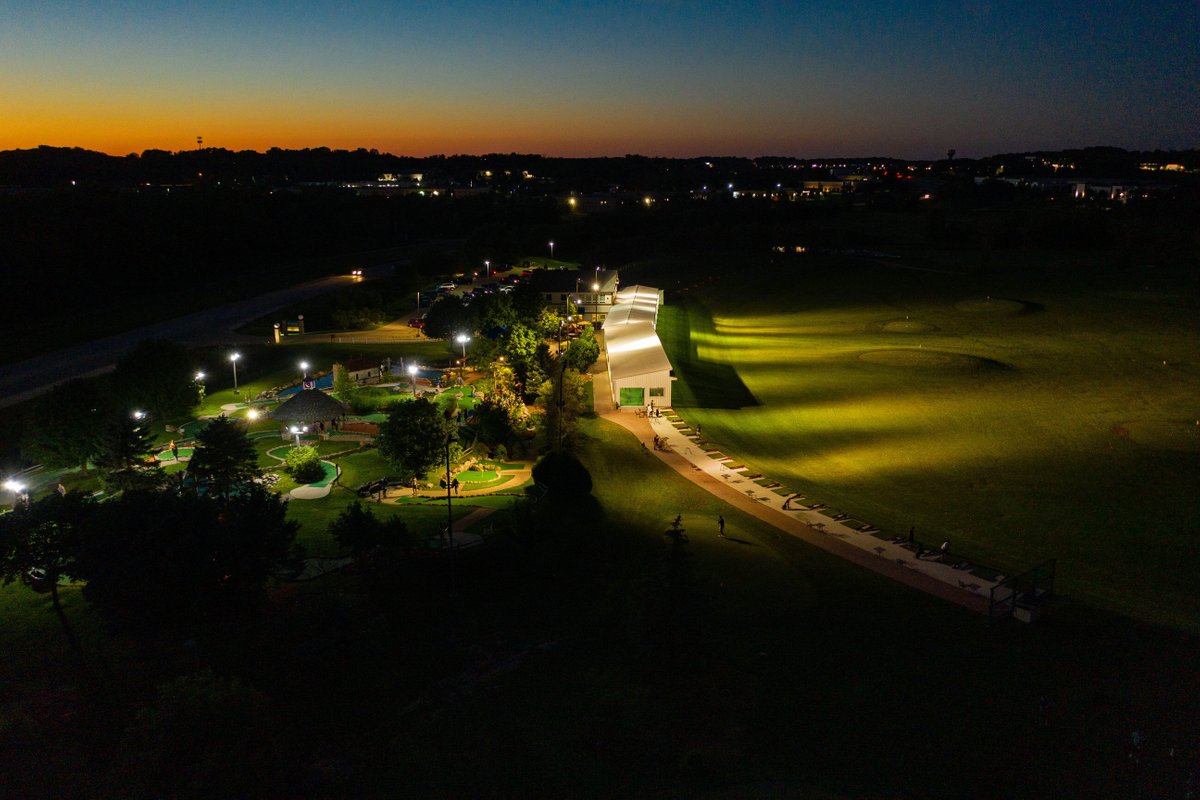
718,515,726,537
170,439,179,460
452,477,460,495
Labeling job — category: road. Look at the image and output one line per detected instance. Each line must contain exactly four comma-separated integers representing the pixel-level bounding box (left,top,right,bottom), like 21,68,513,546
0,267,390,409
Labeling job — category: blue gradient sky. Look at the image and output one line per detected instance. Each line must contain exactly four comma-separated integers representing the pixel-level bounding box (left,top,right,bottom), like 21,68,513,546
1,0,1196,157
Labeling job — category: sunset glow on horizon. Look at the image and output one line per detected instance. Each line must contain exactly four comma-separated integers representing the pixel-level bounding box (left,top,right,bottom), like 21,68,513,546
2,1,1197,159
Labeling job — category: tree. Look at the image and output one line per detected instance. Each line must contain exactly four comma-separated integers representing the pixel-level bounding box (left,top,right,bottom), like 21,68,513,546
563,325,600,372
94,413,160,491
187,416,259,498
76,486,299,628
422,294,473,341
20,379,107,473
113,339,201,421
284,445,324,483
329,501,417,567
537,366,587,449
0,490,95,656
332,362,353,400
502,322,540,367
376,398,453,484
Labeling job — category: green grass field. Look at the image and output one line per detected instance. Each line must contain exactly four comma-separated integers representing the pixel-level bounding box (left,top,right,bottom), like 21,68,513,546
640,251,1200,629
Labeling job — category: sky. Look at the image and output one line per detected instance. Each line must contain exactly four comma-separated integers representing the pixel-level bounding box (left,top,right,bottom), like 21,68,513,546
1,0,1197,159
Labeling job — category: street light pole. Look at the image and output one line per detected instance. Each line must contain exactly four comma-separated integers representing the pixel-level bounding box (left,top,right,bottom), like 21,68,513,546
408,363,419,397
548,240,554,261
592,281,600,321
445,431,456,596
230,352,241,395
289,425,306,448
456,334,470,382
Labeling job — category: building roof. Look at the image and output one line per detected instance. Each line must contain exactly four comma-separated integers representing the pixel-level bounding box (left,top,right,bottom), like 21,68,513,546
604,321,673,380
269,388,348,421
603,285,661,327
602,284,672,381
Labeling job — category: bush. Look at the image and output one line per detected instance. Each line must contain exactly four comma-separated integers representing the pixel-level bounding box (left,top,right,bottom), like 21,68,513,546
494,443,508,461
285,446,325,483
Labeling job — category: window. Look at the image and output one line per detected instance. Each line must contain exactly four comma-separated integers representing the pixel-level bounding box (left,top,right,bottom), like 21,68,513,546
619,387,645,406
649,387,664,397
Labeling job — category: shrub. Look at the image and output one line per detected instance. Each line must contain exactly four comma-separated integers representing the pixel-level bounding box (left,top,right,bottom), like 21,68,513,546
285,446,325,484
494,443,508,461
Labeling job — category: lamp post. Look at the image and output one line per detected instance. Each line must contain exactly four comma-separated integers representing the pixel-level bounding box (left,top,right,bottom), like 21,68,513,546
4,479,26,509
456,333,470,382
194,370,206,402
300,361,309,379
592,281,600,321
445,431,456,596
230,352,241,395
548,240,554,261
484,259,490,278
289,425,306,448
408,363,419,397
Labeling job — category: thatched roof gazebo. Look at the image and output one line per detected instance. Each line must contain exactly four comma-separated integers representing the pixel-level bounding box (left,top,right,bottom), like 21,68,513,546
268,389,348,423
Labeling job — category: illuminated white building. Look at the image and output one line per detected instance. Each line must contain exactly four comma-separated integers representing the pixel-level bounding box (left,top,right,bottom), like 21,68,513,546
601,284,674,409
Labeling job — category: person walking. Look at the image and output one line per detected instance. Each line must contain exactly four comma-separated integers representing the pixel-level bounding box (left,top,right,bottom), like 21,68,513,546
718,515,726,537
452,477,460,495
169,439,179,460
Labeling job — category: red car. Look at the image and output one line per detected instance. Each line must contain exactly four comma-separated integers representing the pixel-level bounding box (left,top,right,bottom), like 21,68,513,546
409,315,427,328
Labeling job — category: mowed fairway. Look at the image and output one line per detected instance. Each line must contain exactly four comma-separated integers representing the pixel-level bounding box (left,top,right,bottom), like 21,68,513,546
647,252,1200,628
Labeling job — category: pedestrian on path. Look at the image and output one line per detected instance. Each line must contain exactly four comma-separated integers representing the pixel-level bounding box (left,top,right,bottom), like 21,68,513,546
718,515,726,537
696,424,701,437
452,477,460,495
170,439,178,460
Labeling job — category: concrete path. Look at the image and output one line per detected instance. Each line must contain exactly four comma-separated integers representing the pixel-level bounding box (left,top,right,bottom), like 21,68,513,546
590,348,995,614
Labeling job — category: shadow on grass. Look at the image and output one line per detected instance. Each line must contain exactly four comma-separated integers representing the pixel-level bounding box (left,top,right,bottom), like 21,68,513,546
658,300,759,409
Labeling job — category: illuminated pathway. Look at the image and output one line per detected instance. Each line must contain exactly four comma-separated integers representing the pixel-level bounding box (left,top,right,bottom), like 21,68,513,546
590,350,995,615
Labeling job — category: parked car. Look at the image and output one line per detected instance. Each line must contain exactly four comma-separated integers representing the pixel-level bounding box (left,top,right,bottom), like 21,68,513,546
409,314,427,328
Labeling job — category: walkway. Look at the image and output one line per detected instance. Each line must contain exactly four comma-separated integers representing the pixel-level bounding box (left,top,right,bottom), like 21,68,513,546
590,351,993,614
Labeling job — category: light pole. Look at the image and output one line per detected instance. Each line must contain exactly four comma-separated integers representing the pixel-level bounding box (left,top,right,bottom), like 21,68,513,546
230,352,241,395
445,431,456,595
194,370,206,402
456,333,470,382
408,363,419,397
548,240,554,261
4,479,26,508
592,281,600,321
300,361,309,379
484,259,490,278
289,425,306,448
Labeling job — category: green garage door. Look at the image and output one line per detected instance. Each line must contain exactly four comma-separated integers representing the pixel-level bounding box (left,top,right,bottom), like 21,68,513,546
619,387,645,406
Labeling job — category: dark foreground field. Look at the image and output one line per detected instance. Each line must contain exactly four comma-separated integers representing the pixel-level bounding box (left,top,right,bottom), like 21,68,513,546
3,417,1198,798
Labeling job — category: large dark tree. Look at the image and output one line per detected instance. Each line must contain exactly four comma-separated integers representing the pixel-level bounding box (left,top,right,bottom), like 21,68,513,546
329,501,417,567
186,416,259,498
0,490,96,656
422,295,473,342
376,398,453,484
94,414,160,491
76,485,299,628
20,379,108,473
113,339,202,422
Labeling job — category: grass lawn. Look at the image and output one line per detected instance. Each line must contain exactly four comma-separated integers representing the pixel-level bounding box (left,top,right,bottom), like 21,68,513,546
640,250,1200,629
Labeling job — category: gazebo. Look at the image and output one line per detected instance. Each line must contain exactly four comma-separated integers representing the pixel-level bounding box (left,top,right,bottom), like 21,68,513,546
268,389,348,436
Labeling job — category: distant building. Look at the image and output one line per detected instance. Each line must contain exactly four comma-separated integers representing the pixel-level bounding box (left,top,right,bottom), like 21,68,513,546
342,357,391,386
532,269,619,319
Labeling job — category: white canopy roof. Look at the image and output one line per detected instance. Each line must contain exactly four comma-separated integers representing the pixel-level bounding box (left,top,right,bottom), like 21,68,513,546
602,285,672,381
